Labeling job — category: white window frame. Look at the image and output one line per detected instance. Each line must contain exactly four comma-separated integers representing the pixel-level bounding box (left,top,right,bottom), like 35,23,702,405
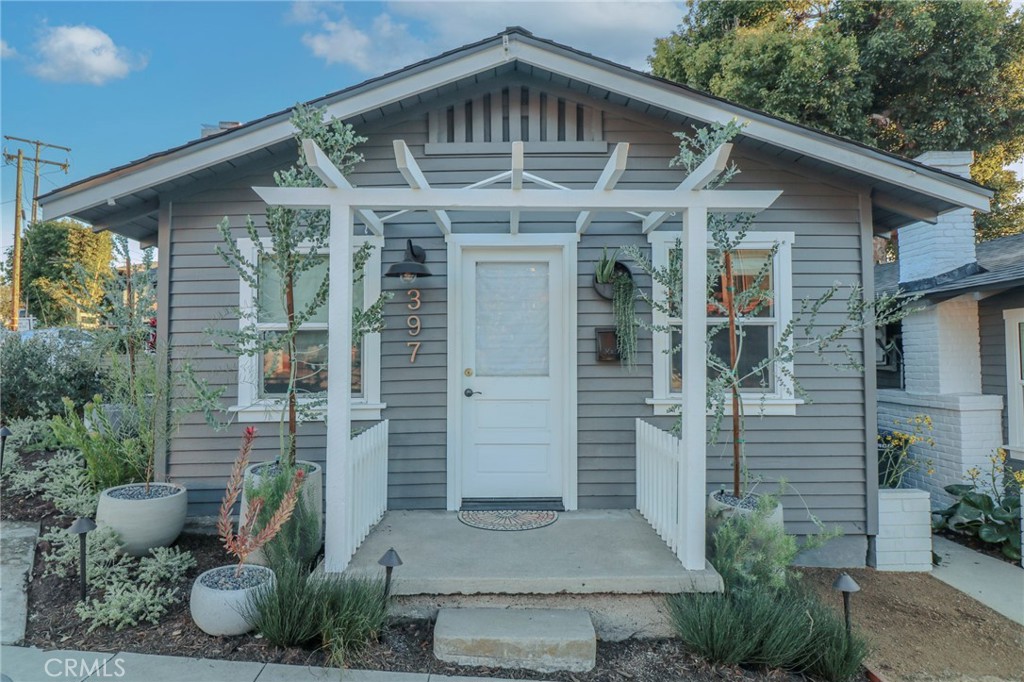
232,235,385,422
1004,308,1024,456
646,230,800,416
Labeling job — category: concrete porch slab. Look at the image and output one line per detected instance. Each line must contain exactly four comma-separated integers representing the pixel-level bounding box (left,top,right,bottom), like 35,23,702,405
343,510,722,595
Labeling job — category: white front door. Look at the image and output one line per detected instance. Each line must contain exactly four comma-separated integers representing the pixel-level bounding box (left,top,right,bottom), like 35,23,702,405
459,247,565,500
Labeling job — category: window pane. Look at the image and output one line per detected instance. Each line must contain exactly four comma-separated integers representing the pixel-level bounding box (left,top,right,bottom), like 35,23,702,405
709,249,773,318
707,324,774,391
258,254,329,324
262,330,328,396
475,262,550,377
670,327,683,394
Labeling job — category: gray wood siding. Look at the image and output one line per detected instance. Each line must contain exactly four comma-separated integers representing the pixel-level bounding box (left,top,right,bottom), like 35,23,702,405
162,77,870,536
979,287,1024,445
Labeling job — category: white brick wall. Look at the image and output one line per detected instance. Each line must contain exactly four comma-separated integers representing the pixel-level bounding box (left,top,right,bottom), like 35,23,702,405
898,151,976,284
902,298,982,395
874,489,933,572
878,391,1003,506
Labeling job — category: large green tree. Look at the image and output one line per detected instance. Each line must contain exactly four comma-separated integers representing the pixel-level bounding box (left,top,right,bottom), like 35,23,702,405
651,0,1024,240
3,219,113,326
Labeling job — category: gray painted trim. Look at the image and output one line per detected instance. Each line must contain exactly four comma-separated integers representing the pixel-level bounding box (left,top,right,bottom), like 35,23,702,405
861,192,879,536
153,200,172,482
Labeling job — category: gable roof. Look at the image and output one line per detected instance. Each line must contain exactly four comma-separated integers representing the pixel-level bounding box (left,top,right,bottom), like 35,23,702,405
876,232,1024,300
40,27,992,243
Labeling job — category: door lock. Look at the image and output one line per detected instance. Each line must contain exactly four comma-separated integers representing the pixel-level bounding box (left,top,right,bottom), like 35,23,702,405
464,388,482,397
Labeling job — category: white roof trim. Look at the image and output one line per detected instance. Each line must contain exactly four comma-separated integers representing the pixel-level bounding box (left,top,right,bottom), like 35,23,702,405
42,32,990,223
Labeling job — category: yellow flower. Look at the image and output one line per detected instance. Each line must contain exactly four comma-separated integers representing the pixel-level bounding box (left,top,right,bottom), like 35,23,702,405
1013,470,1024,487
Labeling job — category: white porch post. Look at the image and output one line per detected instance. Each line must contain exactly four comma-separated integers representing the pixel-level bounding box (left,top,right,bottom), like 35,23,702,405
678,206,708,570
324,202,355,572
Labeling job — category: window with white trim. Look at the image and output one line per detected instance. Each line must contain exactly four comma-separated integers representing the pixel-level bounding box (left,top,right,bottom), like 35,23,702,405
234,236,384,421
646,231,798,416
1004,308,1024,453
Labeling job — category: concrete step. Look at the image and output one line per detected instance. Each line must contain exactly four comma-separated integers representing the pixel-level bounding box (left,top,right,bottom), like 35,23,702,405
433,608,596,673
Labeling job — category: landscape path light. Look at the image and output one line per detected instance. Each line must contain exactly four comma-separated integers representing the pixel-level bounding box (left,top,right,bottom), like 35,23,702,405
378,547,403,600
0,424,12,470
832,572,861,638
69,517,97,601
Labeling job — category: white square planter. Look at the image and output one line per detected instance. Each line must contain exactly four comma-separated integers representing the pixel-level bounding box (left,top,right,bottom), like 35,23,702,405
874,488,933,572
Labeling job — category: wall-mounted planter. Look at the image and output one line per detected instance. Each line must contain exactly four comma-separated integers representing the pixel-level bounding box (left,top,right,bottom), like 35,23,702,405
593,262,633,300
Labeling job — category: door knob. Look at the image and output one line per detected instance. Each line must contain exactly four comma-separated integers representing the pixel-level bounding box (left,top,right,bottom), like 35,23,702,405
464,388,482,397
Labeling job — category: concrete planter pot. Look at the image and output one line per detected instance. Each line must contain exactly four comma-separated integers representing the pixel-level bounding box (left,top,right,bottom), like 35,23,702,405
95,483,187,557
874,488,932,572
706,490,785,538
189,565,274,636
239,460,323,566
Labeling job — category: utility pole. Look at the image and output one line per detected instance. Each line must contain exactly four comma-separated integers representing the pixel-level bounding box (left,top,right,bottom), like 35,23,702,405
3,136,71,224
3,136,71,330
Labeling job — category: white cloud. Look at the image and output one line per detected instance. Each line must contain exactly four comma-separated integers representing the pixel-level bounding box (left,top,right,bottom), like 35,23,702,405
0,40,15,59
29,25,146,85
295,1,685,74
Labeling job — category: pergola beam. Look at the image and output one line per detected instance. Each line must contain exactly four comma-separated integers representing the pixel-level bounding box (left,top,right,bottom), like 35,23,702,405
643,143,733,234
301,139,384,236
251,185,782,213
393,140,452,236
577,142,629,234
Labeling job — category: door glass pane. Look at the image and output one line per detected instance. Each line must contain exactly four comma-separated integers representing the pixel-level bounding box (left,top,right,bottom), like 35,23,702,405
476,262,550,376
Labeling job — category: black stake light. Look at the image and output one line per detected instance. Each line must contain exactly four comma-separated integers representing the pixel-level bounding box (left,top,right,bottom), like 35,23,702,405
378,547,403,600
69,517,97,601
832,572,861,637
0,425,12,471
385,240,432,284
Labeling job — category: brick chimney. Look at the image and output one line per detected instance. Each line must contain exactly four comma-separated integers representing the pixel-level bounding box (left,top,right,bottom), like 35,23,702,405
897,151,977,286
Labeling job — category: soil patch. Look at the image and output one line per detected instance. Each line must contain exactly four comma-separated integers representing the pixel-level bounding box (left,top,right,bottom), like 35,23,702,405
800,567,1023,682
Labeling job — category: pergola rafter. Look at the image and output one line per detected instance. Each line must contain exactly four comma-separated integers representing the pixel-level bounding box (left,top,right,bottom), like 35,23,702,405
253,138,782,573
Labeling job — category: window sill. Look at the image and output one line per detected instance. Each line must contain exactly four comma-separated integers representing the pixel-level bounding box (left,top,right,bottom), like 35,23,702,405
646,397,803,417
230,401,386,423
1003,444,1024,463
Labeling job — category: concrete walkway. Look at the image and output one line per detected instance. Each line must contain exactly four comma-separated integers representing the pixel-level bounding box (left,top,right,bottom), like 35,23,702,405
0,522,39,645
0,646,548,682
932,536,1024,625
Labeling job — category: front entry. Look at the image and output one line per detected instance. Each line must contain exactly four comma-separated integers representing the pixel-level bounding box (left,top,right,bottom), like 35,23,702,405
456,245,568,503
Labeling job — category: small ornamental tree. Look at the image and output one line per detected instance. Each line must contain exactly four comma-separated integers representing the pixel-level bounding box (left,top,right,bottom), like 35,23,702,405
197,104,391,465
624,121,914,499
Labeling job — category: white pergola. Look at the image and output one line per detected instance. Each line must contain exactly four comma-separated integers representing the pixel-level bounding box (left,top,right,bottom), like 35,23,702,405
253,140,781,572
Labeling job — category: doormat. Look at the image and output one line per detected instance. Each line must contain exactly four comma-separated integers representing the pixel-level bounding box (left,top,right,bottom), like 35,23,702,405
457,509,557,531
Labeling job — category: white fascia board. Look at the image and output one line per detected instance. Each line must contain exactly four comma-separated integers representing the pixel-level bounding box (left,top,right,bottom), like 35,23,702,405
508,41,991,213
41,42,512,220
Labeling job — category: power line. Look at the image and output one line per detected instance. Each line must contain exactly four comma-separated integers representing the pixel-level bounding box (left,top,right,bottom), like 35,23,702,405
3,135,71,224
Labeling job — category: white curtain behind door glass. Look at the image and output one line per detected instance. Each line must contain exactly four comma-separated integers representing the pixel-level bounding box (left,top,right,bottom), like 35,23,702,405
476,262,550,376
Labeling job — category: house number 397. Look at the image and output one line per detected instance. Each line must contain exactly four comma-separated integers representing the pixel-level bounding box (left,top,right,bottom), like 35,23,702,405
406,289,421,363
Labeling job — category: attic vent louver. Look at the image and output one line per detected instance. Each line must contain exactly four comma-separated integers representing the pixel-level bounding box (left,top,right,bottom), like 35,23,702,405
426,86,603,152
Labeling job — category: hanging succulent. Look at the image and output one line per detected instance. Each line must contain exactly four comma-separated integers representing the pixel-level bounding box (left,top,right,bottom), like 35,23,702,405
612,270,637,369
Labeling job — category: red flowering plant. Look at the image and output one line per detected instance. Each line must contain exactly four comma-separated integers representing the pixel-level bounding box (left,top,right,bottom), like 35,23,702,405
218,427,305,576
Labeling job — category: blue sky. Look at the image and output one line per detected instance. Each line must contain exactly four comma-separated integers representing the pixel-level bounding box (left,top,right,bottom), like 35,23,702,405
0,0,685,250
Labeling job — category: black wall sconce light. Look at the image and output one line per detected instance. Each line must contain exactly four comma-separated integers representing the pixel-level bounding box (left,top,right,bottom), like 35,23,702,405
385,240,432,284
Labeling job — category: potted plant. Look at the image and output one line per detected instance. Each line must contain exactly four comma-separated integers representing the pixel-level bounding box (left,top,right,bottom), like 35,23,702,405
594,247,638,368
63,240,188,556
190,426,303,636
623,121,913,532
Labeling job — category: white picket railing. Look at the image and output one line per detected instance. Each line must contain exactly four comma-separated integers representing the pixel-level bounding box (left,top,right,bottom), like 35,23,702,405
349,419,389,555
635,418,682,554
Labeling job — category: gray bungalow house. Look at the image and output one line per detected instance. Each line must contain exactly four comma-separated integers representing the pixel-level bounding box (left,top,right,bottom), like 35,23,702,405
40,29,991,590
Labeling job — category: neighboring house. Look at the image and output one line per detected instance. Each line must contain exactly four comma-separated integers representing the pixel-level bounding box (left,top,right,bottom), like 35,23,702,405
876,155,1023,505
39,29,991,577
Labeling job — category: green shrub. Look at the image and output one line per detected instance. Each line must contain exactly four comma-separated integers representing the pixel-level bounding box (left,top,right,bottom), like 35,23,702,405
51,397,146,490
0,331,103,420
247,464,321,566
711,495,799,594
319,573,388,667
2,415,59,461
667,587,869,682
